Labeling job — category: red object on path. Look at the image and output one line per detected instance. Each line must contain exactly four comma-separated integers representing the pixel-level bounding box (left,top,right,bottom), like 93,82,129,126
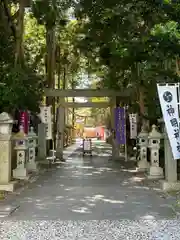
100,127,105,140
20,111,29,134
96,126,105,140
83,127,96,138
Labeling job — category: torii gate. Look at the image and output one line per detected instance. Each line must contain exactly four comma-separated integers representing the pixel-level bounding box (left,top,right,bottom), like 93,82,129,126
44,88,130,159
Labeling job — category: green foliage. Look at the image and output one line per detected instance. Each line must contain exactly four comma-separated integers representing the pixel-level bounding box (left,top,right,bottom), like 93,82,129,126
24,13,46,73
0,65,44,112
0,3,44,113
32,0,73,27
75,0,180,120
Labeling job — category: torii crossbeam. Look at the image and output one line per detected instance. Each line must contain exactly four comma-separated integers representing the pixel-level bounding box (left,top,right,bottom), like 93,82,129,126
44,88,130,98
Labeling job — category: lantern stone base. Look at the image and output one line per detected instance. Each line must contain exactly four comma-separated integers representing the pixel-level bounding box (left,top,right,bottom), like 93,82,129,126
147,166,164,179
13,167,30,180
137,160,150,172
0,181,18,192
49,149,56,157
130,156,136,161
26,161,39,172
55,151,64,161
160,180,180,192
38,159,51,166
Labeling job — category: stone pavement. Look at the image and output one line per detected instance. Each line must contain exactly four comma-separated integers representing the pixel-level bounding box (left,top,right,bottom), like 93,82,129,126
0,140,180,239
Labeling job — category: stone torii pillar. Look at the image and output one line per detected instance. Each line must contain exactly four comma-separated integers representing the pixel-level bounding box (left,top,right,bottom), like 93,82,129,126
110,98,119,159
159,119,180,191
56,99,65,160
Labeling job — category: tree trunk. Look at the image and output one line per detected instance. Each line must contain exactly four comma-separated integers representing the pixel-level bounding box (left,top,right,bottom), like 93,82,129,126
45,25,56,106
15,0,25,66
71,78,75,139
62,65,66,90
176,56,180,77
45,24,56,151
62,65,68,124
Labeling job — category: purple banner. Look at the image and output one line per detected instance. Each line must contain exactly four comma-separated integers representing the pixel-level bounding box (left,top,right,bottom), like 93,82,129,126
114,107,126,144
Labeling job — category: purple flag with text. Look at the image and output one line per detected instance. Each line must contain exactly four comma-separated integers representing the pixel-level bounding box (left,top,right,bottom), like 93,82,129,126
114,107,126,144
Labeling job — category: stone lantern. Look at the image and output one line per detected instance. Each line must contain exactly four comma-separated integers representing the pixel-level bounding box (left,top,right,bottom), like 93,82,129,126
137,126,150,171
147,125,164,179
0,112,16,191
0,112,14,135
13,126,29,180
27,126,38,172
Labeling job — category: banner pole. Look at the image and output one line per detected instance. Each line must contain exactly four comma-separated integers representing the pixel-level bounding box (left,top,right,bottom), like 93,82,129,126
124,108,128,162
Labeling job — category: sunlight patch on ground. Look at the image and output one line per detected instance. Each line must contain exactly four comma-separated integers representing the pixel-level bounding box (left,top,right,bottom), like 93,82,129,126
76,166,94,169
21,197,34,203
55,196,64,200
121,169,138,173
133,186,150,190
140,214,157,220
59,184,64,187
99,153,111,156
95,146,105,149
83,195,124,205
101,198,124,204
131,176,145,182
64,188,75,191
92,171,102,174
35,203,47,209
87,203,96,207
71,207,91,214
152,187,161,191
122,181,129,186
98,167,112,171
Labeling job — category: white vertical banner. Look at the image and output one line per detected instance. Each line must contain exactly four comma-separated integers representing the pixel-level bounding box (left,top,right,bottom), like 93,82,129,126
157,84,180,160
129,113,138,139
40,106,52,140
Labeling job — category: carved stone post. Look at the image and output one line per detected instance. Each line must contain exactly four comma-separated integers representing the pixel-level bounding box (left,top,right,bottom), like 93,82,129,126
160,120,180,191
0,112,17,191
137,126,149,171
13,126,29,180
147,125,163,179
37,123,47,161
27,126,38,172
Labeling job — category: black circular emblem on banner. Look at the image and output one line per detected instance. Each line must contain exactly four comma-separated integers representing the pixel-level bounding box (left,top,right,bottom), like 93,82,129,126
163,91,173,102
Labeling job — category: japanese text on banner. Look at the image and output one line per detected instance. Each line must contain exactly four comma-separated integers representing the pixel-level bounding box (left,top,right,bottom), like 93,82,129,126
114,107,126,144
157,84,180,160
40,106,52,140
129,113,137,139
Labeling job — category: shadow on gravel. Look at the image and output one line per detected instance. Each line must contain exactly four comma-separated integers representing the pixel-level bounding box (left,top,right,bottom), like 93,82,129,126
1,142,177,220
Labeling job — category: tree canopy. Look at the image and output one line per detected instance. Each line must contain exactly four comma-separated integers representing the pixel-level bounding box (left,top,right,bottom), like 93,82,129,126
1,0,180,124
75,0,180,121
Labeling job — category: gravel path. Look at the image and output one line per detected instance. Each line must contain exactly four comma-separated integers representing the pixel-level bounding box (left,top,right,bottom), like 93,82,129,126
0,141,180,239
